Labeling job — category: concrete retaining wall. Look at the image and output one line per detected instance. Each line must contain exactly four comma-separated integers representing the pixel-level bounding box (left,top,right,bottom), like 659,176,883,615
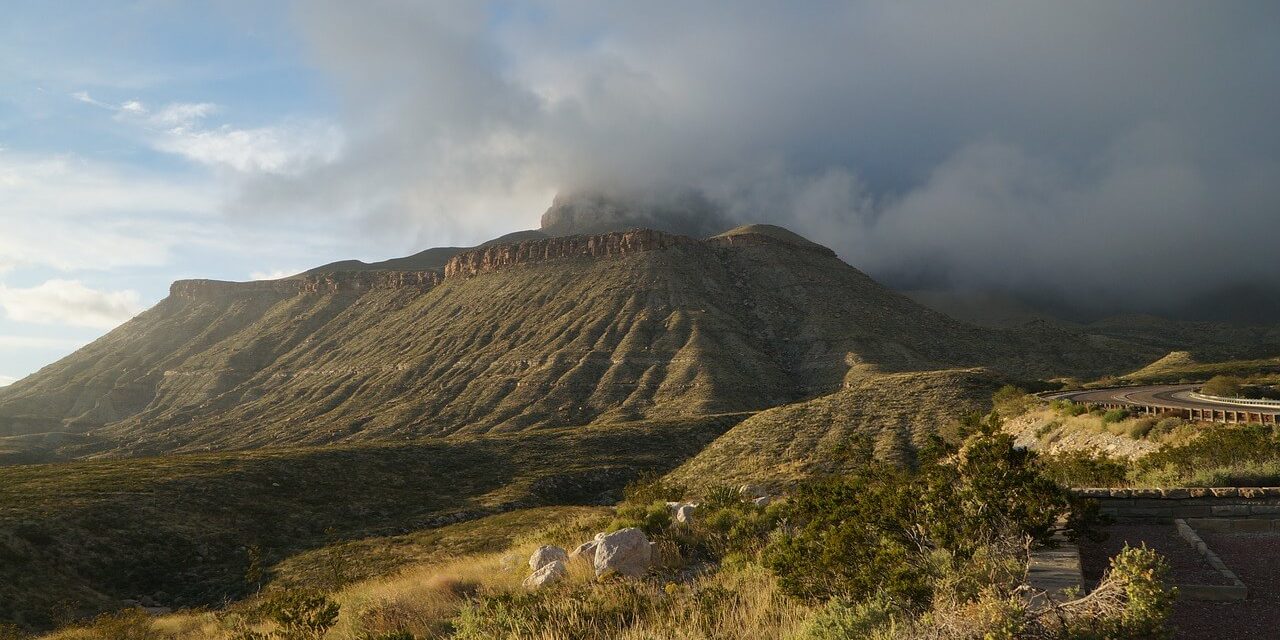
1072,487,1280,522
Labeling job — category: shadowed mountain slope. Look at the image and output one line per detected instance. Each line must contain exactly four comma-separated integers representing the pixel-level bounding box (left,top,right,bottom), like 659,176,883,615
0,227,1158,460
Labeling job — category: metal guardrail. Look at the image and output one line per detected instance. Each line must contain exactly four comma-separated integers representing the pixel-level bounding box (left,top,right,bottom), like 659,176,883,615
1188,392,1280,409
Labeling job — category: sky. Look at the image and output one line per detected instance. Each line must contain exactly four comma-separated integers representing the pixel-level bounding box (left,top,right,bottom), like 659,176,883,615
2,1,1279,384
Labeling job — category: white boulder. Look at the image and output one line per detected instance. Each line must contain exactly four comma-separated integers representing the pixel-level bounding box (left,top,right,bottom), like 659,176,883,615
529,545,568,571
593,527,652,578
675,503,696,524
523,559,566,589
571,539,599,561
752,495,773,507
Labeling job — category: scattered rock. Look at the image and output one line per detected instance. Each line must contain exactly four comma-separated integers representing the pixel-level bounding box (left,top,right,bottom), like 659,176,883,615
523,559,567,589
753,495,773,507
571,539,600,561
594,528,652,578
529,545,568,571
738,484,767,499
675,503,696,524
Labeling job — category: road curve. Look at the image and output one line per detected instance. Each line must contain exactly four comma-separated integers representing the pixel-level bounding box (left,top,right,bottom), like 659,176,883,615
1046,384,1280,424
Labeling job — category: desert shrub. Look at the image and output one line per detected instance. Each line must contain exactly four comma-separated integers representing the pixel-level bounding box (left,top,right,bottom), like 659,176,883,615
1102,409,1131,424
609,499,672,535
1058,401,1088,417
1034,419,1061,439
357,633,415,640
763,432,1075,609
992,385,1033,417
1201,375,1243,397
621,473,687,506
1149,417,1184,439
1132,424,1280,486
258,590,340,640
1039,449,1128,487
0,625,26,640
795,596,898,640
78,608,161,640
451,581,659,639
1127,417,1158,439
1049,545,1175,639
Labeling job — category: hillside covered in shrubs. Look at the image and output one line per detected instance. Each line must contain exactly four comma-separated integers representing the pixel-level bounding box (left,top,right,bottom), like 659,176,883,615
26,422,1179,640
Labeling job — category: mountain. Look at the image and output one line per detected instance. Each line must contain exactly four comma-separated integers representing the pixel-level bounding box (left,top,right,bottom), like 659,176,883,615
0,223,1160,462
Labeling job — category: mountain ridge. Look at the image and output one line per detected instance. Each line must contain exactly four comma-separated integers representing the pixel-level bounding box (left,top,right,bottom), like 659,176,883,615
0,225,1161,462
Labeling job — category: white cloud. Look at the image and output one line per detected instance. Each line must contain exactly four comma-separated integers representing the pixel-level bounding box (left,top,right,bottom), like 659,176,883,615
249,268,301,280
148,102,219,127
77,93,343,175
0,151,218,272
155,120,342,174
0,280,143,329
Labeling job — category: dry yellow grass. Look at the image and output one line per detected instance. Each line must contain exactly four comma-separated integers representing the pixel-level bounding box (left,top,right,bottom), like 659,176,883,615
38,508,814,640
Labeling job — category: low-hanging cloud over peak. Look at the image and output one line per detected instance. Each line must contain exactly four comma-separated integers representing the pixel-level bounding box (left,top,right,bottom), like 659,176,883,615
237,1,1280,319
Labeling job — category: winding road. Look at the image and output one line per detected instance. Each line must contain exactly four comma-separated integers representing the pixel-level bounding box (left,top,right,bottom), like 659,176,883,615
1047,385,1280,425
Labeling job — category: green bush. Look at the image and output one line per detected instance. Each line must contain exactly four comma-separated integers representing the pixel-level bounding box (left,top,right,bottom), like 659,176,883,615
1034,419,1061,439
1102,409,1131,424
1063,545,1175,639
1132,424,1280,486
1201,375,1243,397
763,432,1075,608
992,385,1032,417
796,596,898,640
1149,417,1185,439
1039,449,1129,487
1127,417,1157,440
79,609,161,640
258,590,340,640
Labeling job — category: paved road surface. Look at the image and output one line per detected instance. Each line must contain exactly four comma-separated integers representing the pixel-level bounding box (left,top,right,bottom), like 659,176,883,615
1047,384,1280,423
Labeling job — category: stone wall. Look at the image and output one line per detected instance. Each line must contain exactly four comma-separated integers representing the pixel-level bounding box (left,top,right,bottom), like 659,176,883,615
1072,487,1280,522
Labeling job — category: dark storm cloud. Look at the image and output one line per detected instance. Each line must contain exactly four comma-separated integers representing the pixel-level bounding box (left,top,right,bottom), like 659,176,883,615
244,1,1280,316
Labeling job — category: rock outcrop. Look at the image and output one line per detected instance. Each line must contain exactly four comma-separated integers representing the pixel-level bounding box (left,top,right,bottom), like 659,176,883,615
593,528,652,578
444,229,696,279
170,270,442,299
523,559,566,589
529,545,569,571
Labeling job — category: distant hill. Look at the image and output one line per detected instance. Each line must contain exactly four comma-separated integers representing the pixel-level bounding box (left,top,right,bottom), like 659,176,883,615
0,224,1162,461
669,368,1003,485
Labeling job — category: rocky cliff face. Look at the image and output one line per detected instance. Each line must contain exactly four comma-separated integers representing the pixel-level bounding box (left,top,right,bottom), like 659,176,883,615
444,229,698,279
172,229,831,301
172,271,443,299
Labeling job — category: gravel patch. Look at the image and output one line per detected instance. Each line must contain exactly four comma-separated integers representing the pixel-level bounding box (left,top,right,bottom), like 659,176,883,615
1169,531,1280,640
1079,524,1230,587
1081,525,1280,639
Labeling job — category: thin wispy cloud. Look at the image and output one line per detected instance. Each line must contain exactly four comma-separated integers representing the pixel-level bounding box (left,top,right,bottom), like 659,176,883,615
72,91,343,175
0,280,143,329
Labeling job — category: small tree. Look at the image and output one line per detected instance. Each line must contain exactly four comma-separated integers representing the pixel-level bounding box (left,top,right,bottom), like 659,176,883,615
1202,375,1243,397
